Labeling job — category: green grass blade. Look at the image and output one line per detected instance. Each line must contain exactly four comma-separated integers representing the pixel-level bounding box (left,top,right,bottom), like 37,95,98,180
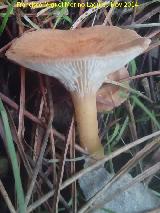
129,60,137,76
63,15,72,24
131,95,160,129
23,14,40,30
54,7,69,28
106,124,120,173
0,99,26,213
0,0,17,36
108,123,120,145
107,142,115,173
111,116,129,148
101,208,117,213
104,79,151,103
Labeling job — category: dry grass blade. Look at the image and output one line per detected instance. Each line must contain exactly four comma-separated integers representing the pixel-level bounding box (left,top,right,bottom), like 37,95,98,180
145,41,160,52
50,128,57,190
125,100,138,141
71,2,110,29
27,130,160,212
144,207,160,213
33,97,45,161
0,179,16,213
0,100,26,212
8,108,53,211
7,109,33,176
122,70,160,81
52,117,74,213
26,154,69,212
0,40,14,54
1,1,159,211
78,137,160,213
0,91,44,127
18,67,25,143
123,23,160,28
103,0,119,25
59,196,72,213
61,131,160,189
25,77,54,206
135,6,160,24
0,91,71,143
70,123,77,213
104,79,153,103
0,90,86,154
87,162,160,213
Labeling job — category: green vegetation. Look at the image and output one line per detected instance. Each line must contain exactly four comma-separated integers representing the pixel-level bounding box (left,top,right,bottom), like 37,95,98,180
0,99,25,213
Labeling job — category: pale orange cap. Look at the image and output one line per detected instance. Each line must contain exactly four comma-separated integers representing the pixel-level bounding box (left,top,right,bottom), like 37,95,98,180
6,26,150,96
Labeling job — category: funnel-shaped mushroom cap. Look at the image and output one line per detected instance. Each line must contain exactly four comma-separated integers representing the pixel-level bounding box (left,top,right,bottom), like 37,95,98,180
6,26,150,96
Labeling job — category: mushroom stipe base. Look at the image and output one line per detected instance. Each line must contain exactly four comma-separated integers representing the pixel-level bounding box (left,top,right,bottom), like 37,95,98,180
71,93,104,158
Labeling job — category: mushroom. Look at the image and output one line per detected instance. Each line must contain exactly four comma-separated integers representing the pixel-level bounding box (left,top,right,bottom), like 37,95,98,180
6,26,150,158
96,67,129,112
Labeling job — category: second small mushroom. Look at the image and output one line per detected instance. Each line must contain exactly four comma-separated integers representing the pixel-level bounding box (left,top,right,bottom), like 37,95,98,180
6,25,150,158
97,67,129,112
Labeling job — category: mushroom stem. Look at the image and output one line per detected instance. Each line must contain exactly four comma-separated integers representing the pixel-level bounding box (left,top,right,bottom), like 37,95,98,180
71,93,104,158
